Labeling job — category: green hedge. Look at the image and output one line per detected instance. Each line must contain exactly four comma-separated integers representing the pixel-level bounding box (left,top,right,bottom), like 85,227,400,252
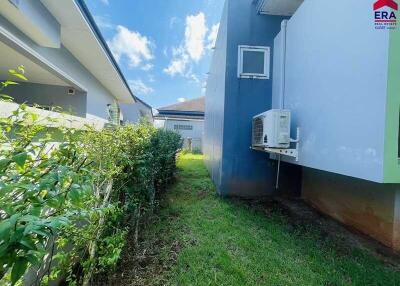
0,105,182,285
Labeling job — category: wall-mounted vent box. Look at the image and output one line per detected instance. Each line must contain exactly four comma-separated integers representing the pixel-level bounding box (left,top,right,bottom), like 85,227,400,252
252,109,291,148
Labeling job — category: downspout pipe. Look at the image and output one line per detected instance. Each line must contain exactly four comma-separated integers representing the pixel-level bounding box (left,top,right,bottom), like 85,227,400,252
280,20,288,110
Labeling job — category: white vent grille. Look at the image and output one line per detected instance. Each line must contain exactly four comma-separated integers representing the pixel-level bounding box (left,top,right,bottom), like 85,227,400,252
252,117,264,145
257,0,304,16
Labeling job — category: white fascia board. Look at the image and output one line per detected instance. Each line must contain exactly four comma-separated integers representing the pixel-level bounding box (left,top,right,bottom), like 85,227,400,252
0,0,61,48
154,117,205,122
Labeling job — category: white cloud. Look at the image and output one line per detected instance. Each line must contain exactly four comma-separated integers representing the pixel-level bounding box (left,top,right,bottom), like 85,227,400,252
108,26,154,69
162,47,168,57
189,73,200,83
100,0,109,5
185,13,208,62
163,52,189,76
169,17,179,28
141,63,154,71
177,98,186,103
201,81,207,94
207,23,219,49
164,12,208,78
163,57,199,84
94,15,114,30
172,46,185,57
128,79,154,95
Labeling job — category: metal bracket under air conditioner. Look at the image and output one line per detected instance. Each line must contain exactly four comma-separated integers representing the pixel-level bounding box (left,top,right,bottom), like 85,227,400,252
251,127,300,161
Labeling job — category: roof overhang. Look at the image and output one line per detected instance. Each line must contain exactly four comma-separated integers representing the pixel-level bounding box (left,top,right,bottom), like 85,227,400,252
0,38,70,87
158,110,205,116
154,116,204,122
0,0,61,48
0,21,86,91
40,0,135,104
156,110,205,121
257,0,304,16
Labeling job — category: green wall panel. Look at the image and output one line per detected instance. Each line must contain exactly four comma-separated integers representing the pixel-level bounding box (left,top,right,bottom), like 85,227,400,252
384,27,400,183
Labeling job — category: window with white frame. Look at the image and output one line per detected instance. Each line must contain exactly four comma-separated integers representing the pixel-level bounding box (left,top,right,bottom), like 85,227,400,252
238,45,270,79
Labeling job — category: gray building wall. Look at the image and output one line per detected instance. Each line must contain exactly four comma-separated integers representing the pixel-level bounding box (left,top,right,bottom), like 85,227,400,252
205,0,289,197
7,82,87,117
121,101,153,124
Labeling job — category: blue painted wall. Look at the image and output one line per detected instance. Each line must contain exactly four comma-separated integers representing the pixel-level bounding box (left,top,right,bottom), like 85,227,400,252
272,0,391,183
205,0,289,197
204,0,228,191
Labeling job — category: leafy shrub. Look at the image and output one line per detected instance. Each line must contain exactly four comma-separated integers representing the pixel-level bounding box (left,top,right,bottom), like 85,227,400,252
0,80,182,285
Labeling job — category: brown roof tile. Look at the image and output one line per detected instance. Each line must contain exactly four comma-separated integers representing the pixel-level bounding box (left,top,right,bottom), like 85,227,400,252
158,96,205,113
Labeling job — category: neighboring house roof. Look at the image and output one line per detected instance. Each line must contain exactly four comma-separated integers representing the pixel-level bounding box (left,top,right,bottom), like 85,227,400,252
158,96,205,113
154,114,204,121
156,97,205,120
155,96,205,119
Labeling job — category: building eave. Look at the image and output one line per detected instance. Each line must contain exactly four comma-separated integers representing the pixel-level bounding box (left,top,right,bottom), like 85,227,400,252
41,0,136,104
157,110,205,117
74,0,136,103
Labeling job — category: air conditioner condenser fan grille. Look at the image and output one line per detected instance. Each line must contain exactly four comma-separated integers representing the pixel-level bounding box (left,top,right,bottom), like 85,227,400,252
252,117,264,145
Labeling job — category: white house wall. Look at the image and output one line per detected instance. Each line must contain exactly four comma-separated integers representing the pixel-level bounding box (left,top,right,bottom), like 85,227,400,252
273,0,390,182
165,120,204,139
164,119,204,151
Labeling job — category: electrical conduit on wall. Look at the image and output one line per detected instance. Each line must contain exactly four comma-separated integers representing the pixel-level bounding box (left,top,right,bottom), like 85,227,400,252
280,20,288,110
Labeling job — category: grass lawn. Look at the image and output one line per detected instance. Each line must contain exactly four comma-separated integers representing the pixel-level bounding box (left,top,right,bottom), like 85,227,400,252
110,154,400,285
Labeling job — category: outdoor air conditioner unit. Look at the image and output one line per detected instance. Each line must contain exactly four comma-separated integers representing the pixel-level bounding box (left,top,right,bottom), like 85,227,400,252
252,109,291,148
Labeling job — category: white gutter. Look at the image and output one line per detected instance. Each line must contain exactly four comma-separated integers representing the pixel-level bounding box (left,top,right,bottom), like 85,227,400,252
155,117,204,122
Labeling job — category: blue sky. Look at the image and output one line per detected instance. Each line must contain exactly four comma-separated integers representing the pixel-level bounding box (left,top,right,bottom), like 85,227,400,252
86,0,225,108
